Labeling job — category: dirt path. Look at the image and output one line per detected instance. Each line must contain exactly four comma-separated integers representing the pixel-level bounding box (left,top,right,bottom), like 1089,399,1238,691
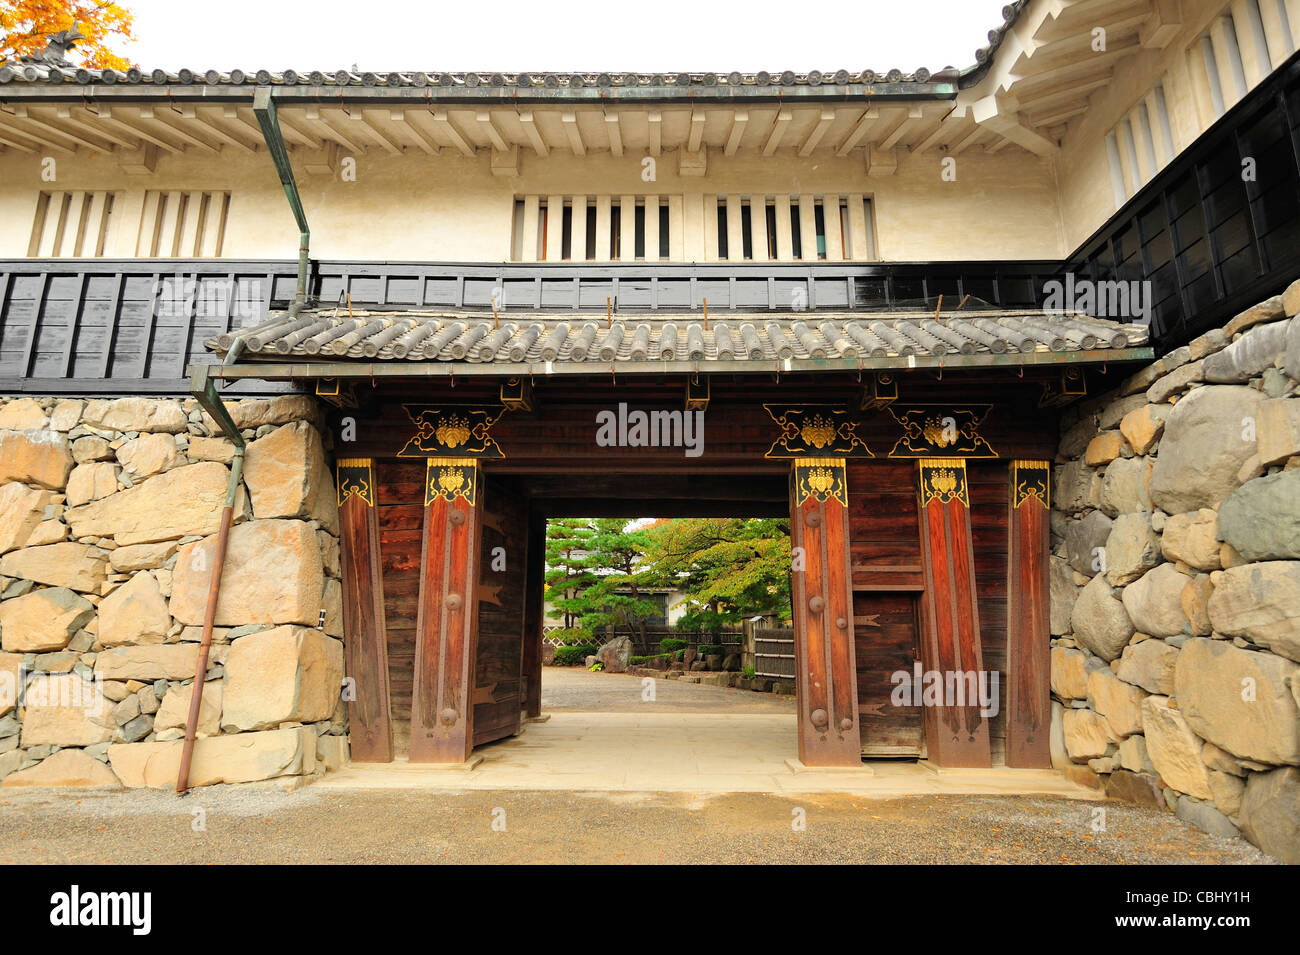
541,666,797,713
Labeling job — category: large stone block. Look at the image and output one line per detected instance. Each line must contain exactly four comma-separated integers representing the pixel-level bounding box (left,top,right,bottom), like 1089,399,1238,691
115,433,184,479
1050,645,1089,699
1208,561,1300,662
1141,696,1213,799
1115,638,1178,694
1286,314,1300,382
202,395,319,431
1053,459,1095,514
19,673,116,747
1106,769,1164,808
1256,398,1300,467
1149,386,1263,513
1049,556,1077,635
1071,574,1133,661
1065,510,1112,576
65,461,118,507
1099,457,1152,517
169,520,324,627
108,726,316,788
0,651,23,717
1203,321,1288,383
0,542,106,593
1088,667,1146,737
0,484,57,555
1063,707,1114,761
0,587,93,652
94,644,200,681
1160,509,1221,571
0,398,48,430
108,541,177,573
1105,513,1161,585
154,680,223,738
243,422,338,534
1238,767,1300,864
1119,404,1168,455
1175,638,1300,766
81,398,187,434
1218,471,1300,562
66,461,248,546
98,572,170,647
222,626,342,731
0,430,73,490
1122,564,1192,637
0,748,121,789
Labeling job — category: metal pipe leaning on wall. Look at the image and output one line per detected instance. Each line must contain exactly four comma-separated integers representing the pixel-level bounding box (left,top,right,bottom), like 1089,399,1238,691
176,367,248,794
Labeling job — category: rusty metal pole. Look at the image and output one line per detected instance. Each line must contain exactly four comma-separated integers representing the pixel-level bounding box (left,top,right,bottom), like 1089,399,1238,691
175,446,243,793
177,367,247,794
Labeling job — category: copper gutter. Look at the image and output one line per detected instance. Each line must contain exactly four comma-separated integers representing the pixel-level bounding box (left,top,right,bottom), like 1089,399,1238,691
176,366,247,794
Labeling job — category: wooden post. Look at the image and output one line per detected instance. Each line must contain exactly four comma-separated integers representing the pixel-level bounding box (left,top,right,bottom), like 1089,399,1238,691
1006,460,1052,768
789,458,861,766
336,458,393,762
916,458,992,768
410,458,482,763
521,506,546,719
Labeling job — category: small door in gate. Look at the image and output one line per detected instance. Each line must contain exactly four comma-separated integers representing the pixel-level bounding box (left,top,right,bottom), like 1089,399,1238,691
854,592,925,757
472,475,529,746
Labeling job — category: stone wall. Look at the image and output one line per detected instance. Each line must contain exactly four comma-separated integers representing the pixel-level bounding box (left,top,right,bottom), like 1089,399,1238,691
1050,284,1300,863
0,393,349,790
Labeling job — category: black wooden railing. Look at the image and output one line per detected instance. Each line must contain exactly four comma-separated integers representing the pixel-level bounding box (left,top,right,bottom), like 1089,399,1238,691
0,258,1061,395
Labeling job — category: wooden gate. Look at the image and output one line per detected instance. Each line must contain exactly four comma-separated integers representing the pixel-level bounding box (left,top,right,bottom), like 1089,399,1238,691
753,627,795,680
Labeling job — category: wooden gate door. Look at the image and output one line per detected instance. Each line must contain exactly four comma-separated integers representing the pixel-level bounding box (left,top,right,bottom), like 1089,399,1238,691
854,592,925,757
472,474,530,746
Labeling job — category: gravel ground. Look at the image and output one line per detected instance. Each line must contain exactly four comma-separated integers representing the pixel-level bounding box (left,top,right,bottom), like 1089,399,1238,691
541,667,797,714
0,786,1272,864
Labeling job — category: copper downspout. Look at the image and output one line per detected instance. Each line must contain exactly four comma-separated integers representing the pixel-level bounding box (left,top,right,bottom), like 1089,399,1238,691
176,367,247,794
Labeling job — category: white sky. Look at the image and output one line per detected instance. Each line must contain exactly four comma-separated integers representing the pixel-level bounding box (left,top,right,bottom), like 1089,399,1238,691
116,0,1011,73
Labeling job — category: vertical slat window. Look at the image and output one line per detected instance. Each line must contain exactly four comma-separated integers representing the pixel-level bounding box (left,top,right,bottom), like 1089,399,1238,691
765,202,778,259
633,201,646,260
561,203,573,261
1201,35,1228,118
658,201,670,259
814,201,827,259
790,201,803,259
716,202,729,260
135,191,229,257
26,191,118,257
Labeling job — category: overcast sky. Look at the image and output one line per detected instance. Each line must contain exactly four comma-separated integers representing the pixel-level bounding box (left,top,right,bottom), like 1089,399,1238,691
118,0,1011,73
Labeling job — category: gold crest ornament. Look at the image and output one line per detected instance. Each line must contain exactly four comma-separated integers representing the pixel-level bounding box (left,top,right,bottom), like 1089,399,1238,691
888,405,997,458
764,405,873,458
1011,459,1051,509
793,458,848,505
425,458,479,506
336,458,375,507
434,414,472,449
918,458,970,507
398,405,505,458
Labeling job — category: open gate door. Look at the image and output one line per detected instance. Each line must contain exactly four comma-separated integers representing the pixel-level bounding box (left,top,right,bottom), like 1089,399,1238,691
472,474,530,746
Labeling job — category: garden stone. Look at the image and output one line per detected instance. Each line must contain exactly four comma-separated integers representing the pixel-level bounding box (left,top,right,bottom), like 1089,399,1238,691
1175,797,1240,838
1238,767,1300,864
1122,564,1191,637
1207,561,1300,661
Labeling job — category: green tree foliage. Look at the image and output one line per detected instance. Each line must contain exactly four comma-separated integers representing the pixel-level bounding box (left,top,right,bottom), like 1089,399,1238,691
572,519,661,636
542,519,597,630
543,518,660,636
639,518,791,631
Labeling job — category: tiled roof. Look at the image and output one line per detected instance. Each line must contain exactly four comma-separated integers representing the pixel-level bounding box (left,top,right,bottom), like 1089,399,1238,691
206,307,1148,366
1,5,1026,92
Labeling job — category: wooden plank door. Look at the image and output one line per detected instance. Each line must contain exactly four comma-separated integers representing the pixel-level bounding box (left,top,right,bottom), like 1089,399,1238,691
472,474,530,746
854,592,925,757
